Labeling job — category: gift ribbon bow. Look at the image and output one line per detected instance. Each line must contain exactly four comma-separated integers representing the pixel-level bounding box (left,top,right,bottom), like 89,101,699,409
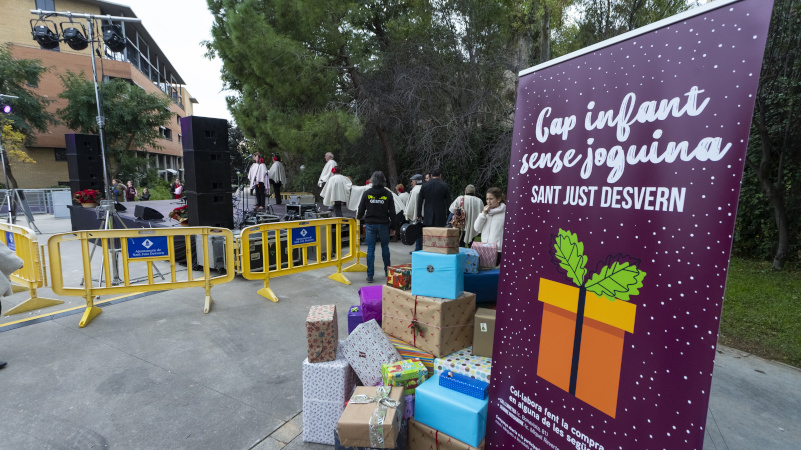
349,386,399,447
350,306,359,313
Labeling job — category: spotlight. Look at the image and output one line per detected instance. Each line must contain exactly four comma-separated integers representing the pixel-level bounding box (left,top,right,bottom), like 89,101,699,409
102,23,126,53
31,24,60,50
61,23,89,51
2,105,11,114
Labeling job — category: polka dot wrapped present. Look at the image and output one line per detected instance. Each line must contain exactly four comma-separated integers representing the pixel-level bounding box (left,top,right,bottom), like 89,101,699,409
434,346,491,384
306,304,338,363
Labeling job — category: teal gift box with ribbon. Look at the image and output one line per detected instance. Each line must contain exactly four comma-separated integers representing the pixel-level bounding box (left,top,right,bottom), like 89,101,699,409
411,251,466,300
336,386,405,448
414,373,488,448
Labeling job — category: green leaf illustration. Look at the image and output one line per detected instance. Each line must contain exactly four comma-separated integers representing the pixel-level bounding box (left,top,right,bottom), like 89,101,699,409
551,229,588,287
585,260,646,301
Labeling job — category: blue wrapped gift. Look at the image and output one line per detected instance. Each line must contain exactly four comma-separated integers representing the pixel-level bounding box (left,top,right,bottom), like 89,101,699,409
439,370,489,399
411,252,466,300
414,373,488,447
459,248,480,274
463,268,499,303
347,305,363,334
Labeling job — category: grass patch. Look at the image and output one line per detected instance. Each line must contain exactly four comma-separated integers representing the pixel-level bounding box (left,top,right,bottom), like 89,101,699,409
720,258,801,367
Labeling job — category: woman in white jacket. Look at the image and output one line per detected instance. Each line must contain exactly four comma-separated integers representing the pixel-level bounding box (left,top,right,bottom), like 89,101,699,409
474,187,506,266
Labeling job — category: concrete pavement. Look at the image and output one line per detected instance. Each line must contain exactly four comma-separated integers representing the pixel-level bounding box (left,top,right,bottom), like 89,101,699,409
0,214,798,449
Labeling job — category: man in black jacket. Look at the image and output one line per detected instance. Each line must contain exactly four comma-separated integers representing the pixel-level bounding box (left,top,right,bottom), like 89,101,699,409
415,169,451,251
357,171,396,283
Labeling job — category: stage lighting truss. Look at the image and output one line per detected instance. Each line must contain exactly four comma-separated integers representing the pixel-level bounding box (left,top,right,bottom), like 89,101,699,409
101,22,126,53
30,17,61,50
59,21,90,51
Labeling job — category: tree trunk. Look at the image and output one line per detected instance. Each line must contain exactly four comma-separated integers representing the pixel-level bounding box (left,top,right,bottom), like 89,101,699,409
540,5,551,63
375,126,398,188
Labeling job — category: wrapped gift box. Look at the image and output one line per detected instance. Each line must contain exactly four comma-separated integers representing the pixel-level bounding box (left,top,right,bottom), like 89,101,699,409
459,247,479,274
359,285,383,323
386,263,412,290
422,227,460,254
439,370,489,399
537,278,636,418
342,319,402,386
463,269,499,304
348,305,363,334
387,336,435,373
381,358,429,395
472,308,496,358
414,373,488,448
306,304,338,363
411,251,466,300
336,386,405,448
335,417,409,450
382,285,475,358
434,347,491,384
408,419,485,450
302,343,357,445
470,242,497,269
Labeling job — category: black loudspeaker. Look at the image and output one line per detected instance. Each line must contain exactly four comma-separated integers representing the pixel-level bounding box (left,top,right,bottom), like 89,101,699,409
134,205,164,220
65,134,106,198
182,150,230,192
186,191,233,228
180,116,228,152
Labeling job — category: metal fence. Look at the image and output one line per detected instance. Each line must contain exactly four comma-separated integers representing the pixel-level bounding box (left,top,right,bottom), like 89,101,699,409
0,189,69,215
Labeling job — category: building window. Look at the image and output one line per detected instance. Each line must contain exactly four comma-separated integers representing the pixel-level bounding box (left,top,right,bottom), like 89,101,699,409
54,148,66,161
178,134,182,144
160,127,172,141
35,0,55,11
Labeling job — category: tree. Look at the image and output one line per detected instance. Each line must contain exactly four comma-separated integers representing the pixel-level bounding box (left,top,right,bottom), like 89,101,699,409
0,44,57,189
57,72,174,183
737,0,801,270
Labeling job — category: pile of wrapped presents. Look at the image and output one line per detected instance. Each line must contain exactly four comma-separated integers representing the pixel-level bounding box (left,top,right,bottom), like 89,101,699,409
303,227,498,449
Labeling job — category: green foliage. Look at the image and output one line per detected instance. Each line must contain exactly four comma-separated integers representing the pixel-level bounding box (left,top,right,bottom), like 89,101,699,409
0,44,57,141
56,72,173,182
552,228,588,287
720,258,801,367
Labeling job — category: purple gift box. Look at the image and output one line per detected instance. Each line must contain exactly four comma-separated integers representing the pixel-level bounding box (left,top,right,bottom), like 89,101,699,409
359,285,383,323
347,305,363,334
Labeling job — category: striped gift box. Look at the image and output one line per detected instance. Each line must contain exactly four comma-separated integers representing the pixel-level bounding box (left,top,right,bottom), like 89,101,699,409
387,336,435,373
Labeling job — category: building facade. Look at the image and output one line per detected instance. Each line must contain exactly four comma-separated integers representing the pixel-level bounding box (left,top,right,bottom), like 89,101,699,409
0,0,197,188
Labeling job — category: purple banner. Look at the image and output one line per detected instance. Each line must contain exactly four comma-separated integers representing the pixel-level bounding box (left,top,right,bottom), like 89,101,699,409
488,1,773,449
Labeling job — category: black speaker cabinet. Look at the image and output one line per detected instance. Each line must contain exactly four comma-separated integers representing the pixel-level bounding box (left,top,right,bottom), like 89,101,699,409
134,205,164,220
183,150,231,192
65,133,101,155
180,116,228,152
185,191,233,228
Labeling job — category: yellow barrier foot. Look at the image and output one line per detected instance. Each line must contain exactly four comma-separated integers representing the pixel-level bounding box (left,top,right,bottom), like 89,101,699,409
11,285,27,293
358,251,367,258
3,296,65,316
342,263,367,273
204,295,213,314
329,272,351,285
79,306,102,328
257,287,280,303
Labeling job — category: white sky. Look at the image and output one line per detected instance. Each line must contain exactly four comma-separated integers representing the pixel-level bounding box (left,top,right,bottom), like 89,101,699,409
124,0,234,123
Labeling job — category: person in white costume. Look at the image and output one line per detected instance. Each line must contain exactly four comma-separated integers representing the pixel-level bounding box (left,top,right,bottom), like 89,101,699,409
403,174,424,222
318,152,338,188
249,156,269,209
320,166,352,217
449,184,485,246
474,187,506,266
268,154,287,205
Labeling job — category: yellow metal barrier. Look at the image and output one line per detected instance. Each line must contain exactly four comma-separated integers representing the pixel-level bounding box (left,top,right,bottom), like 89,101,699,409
240,217,366,302
0,222,63,315
48,227,235,327
279,192,314,200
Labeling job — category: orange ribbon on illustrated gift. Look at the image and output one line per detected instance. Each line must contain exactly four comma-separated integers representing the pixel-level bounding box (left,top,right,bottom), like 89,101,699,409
536,228,646,419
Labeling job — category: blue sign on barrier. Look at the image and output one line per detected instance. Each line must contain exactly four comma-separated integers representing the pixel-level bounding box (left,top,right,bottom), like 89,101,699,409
5,232,15,251
291,226,316,245
127,236,169,258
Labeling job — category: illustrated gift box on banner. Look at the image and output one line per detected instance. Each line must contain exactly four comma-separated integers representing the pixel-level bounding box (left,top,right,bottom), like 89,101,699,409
536,229,644,418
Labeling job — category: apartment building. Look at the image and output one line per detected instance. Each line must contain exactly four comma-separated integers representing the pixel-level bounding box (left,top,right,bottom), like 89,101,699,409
0,0,197,188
